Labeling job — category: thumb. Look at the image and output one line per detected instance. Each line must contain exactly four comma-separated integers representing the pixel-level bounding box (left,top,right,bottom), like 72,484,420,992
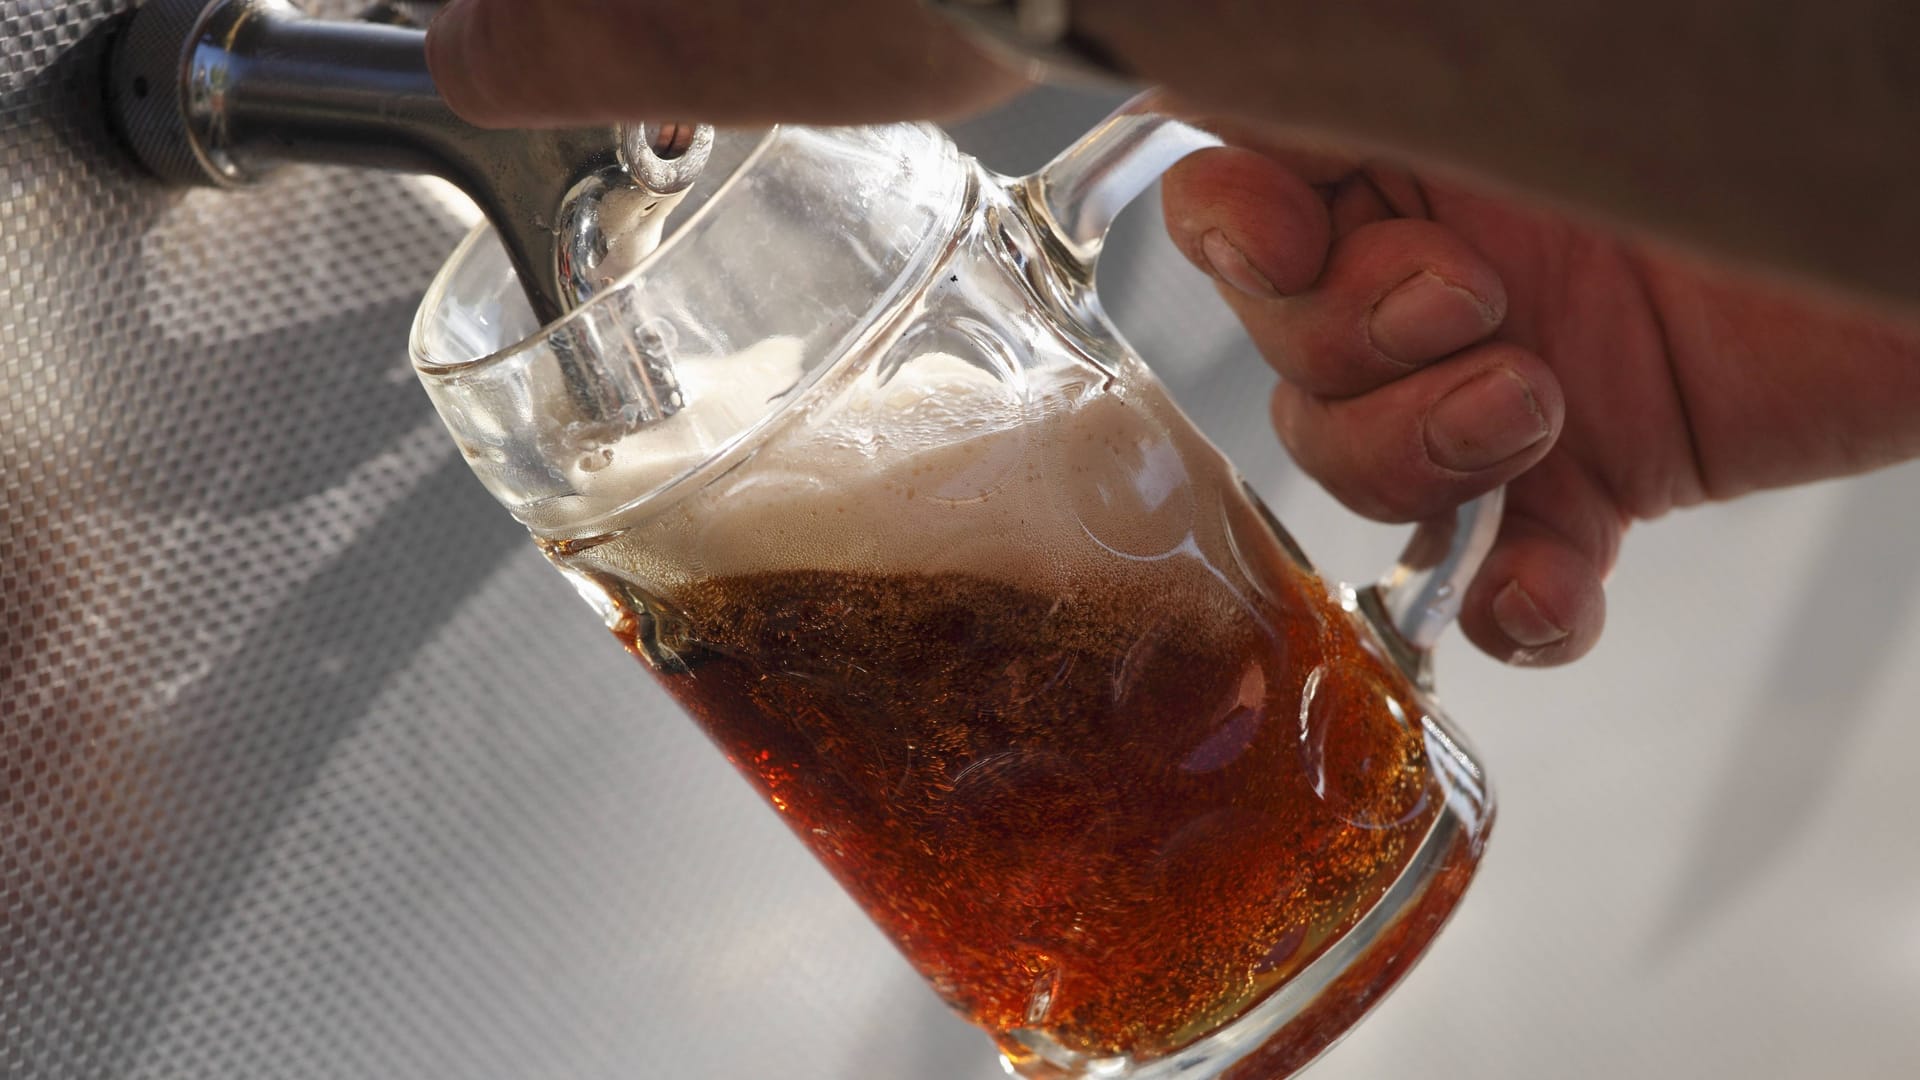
426,0,1024,129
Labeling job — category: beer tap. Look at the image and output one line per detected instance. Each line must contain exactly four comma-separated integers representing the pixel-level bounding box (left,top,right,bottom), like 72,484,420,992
104,0,713,327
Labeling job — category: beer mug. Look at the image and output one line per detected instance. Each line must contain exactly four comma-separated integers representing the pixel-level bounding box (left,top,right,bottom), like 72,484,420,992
411,100,1496,1080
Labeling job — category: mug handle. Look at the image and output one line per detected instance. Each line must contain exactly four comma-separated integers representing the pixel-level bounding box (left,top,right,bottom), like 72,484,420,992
1023,93,1505,684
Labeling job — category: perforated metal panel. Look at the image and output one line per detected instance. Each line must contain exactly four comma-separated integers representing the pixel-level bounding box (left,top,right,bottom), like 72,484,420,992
4,3,542,1074
0,11,1148,1077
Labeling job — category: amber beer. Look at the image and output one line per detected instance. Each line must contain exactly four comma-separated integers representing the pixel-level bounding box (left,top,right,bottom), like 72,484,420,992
540,355,1456,1069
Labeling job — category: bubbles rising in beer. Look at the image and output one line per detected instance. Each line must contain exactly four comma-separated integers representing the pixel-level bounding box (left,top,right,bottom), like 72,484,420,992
539,340,1456,1070
1026,962,1062,1025
573,565,1444,1065
1180,663,1269,774
1297,663,1433,830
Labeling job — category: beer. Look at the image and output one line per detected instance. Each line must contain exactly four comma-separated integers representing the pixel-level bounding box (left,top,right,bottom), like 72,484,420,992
541,350,1456,1069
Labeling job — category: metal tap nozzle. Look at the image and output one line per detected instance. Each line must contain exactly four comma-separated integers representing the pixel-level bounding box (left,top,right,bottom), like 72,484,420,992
106,0,711,325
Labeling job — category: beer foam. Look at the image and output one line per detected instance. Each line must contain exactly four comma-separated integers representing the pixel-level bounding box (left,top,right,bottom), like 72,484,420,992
567,337,1217,586
554,337,800,505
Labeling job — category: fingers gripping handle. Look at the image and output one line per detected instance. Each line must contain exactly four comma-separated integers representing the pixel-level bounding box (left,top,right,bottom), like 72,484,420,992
1364,489,1504,684
1022,93,1221,264
1030,94,1504,679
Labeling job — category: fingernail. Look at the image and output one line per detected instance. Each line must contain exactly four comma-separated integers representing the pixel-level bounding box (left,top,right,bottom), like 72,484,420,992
1424,367,1548,472
1369,271,1499,365
1200,229,1280,299
1493,580,1569,649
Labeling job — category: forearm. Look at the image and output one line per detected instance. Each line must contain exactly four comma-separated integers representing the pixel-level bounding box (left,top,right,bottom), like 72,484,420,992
1082,0,1920,313
1637,249,1920,501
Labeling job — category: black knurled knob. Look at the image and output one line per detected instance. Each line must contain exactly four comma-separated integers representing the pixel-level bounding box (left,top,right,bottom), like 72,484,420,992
106,0,230,186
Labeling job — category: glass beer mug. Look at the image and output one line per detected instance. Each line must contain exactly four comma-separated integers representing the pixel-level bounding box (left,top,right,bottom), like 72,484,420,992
411,101,1495,1079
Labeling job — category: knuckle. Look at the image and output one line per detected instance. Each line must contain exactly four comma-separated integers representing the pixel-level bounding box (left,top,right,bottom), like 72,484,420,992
1257,306,1400,399
1271,386,1452,523
1350,469,1453,523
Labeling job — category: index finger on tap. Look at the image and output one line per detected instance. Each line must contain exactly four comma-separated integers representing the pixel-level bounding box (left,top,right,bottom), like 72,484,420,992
426,0,1027,129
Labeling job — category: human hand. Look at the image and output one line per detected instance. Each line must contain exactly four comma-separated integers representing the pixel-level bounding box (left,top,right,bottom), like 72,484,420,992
1161,135,1920,665
425,1,1920,313
423,0,1920,669
424,0,1021,128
